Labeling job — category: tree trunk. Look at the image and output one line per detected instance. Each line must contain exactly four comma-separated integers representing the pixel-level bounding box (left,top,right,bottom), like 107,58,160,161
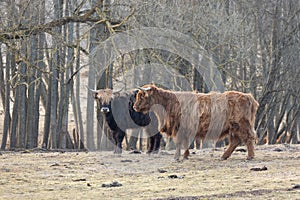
1,50,11,150
26,34,38,148
17,43,27,148
10,88,18,149
0,47,4,108
86,43,96,150
33,1,46,148
59,0,74,149
49,0,63,149
86,1,101,150
42,82,51,148
70,13,85,149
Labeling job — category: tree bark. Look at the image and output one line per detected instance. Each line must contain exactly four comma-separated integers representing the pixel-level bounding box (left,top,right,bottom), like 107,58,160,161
49,0,63,149
17,43,27,148
1,50,11,150
0,47,4,108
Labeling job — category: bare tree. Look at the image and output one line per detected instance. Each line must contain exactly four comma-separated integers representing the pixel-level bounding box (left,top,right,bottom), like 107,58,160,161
1,0,299,150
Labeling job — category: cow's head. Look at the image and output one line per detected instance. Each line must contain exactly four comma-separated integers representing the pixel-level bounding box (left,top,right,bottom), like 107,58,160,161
133,84,157,113
87,87,121,114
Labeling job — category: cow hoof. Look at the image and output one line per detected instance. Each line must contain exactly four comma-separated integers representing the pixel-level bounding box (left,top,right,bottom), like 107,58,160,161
114,150,122,154
220,157,228,161
246,156,254,160
147,150,159,154
152,150,159,154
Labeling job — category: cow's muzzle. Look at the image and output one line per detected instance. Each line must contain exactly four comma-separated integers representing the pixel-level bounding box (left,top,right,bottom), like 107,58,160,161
133,105,140,112
133,105,148,114
100,107,110,113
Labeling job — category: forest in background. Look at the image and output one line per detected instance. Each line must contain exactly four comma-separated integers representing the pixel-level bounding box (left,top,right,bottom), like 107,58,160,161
0,0,299,150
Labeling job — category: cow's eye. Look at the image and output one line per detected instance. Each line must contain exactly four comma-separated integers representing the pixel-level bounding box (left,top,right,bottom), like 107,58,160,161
137,94,143,100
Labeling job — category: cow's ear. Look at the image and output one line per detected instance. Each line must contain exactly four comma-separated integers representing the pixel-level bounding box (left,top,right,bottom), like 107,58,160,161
93,92,99,99
145,87,155,96
149,85,157,92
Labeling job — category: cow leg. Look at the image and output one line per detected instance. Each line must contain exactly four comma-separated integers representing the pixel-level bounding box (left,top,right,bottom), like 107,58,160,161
243,129,255,160
182,138,190,160
238,121,255,160
183,149,190,160
153,133,162,153
196,137,201,150
174,143,181,161
112,131,119,154
147,136,155,154
245,138,255,160
146,133,162,154
114,130,125,154
221,134,241,160
189,138,195,149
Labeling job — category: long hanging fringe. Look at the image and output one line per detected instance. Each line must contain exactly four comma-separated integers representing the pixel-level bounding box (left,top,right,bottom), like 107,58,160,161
206,92,228,140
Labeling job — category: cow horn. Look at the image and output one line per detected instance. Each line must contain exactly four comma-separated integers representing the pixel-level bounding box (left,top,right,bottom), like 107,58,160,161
113,87,124,94
138,86,152,91
86,85,98,93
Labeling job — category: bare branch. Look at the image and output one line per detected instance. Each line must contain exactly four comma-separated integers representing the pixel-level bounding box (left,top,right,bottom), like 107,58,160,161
0,0,104,42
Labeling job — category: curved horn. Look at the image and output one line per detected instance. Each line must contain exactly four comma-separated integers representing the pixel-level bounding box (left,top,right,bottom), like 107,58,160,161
138,86,152,91
86,85,98,93
112,87,124,94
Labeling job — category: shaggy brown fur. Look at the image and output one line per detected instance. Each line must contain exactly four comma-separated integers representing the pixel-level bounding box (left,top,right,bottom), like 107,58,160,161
134,84,259,161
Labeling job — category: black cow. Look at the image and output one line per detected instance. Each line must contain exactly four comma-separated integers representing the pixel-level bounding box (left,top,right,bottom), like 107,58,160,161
89,88,162,154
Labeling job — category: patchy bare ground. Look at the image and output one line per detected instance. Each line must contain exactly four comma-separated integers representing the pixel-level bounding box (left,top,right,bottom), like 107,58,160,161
0,144,299,200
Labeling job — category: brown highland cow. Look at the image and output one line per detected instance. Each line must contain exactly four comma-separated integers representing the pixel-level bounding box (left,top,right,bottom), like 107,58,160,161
133,84,259,161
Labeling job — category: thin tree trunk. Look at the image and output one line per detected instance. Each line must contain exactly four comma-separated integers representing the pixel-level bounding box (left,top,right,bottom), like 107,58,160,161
43,82,51,148
42,36,51,148
57,48,66,147
10,88,19,149
26,34,38,148
9,50,17,149
289,120,298,144
59,0,74,149
50,0,63,148
33,1,46,148
1,50,11,150
86,51,96,150
86,0,105,150
0,47,4,108
75,21,84,147
17,42,27,148
50,50,59,148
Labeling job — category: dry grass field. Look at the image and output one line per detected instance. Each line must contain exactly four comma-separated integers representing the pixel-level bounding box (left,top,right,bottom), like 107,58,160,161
0,144,299,200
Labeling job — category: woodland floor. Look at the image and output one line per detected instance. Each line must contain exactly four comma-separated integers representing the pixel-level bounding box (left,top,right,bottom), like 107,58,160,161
0,144,299,200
